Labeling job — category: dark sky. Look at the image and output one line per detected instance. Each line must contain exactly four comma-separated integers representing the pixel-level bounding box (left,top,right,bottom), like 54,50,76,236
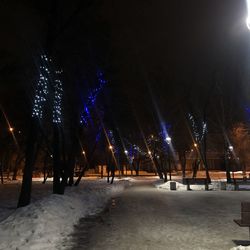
0,0,249,133
103,0,250,132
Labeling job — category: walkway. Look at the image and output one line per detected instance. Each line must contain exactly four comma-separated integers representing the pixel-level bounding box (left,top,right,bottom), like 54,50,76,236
66,179,250,250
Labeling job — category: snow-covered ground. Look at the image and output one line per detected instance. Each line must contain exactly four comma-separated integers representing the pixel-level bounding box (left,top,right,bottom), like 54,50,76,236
2,176,250,250
154,179,250,250
0,178,129,250
155,179,225,191
74,180,250,250
154,179,250,191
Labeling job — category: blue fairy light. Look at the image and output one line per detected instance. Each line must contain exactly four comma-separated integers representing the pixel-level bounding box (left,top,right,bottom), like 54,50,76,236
80,70,107,125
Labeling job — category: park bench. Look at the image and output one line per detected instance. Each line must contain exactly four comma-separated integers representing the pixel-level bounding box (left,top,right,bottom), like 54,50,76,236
182,178,210,191
233,179,250,191
234,202,250,238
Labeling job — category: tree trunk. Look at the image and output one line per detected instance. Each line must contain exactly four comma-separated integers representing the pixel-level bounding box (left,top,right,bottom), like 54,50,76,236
0,159,3,184
42,152,50,184
153,157,163,179
17,119,39,207
53,125,64,194
201,132,210,183
168,157,172,181
74,138,98,186
67,153,76,186
224,150,231,183
12,153,23,181
192,159,199,178
179,150,186,178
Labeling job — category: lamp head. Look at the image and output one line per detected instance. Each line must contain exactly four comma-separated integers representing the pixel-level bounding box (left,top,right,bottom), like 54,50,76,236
246,16,250,30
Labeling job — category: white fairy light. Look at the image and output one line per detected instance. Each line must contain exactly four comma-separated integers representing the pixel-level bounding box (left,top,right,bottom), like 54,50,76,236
52,70,63,124
188,113,207,143
32,54,50,119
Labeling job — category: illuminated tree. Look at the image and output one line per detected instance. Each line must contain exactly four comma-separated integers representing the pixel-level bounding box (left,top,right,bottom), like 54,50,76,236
188,112,210,182
230,123,250,178
17,1,100,207
18,54,53,207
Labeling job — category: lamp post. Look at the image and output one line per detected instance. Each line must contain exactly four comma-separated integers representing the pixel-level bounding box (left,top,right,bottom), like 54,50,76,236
165,136,172,180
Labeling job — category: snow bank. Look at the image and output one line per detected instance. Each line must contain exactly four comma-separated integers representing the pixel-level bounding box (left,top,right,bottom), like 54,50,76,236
155,180,187,191
0,179,129,250
231,246,250,250
155,180,226,191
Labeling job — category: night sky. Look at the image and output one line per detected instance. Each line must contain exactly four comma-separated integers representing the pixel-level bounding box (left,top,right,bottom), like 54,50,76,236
0,0,249,134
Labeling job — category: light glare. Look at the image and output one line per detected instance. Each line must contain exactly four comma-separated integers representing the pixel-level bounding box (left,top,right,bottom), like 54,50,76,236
247,17,250,30
246,0,250,30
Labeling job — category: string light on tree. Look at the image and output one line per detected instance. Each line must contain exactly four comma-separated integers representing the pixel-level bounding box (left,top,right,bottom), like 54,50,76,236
32,55,50,119
188,113,199,142
53,70,63,124
188,113,207,143
123,137,146,157
201,122,207,140
80,70,107,125
107,130,117,153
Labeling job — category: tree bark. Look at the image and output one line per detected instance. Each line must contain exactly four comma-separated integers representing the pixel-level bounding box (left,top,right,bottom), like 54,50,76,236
179,150,186,178
53,124,64,194
17,119,39,207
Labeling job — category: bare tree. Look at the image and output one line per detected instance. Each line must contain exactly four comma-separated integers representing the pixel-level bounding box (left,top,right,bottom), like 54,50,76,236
230,123,250,178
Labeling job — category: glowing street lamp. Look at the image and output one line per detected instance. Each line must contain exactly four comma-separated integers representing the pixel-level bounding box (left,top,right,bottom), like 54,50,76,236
246,0,250,30
124,150,128,155
247,17,250,30
165,136,172,144
109,145,113,150
194,143,198,148
82,150,86,155
148,150,152,155
9,127,14,132
229,145,233,151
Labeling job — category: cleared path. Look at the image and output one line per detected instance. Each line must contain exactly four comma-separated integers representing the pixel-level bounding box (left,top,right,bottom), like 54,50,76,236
67,179,250,250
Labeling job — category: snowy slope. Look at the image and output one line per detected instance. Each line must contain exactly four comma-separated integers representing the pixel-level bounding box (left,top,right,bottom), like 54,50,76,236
0,179,128,250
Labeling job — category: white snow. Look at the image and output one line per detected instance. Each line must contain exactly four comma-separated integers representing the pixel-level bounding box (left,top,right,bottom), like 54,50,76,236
2,176,250,249
72,180,250,250
155,178,250,193
154,179,250,250
0,178,129,250
155,179,231,191
232,247,250,250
